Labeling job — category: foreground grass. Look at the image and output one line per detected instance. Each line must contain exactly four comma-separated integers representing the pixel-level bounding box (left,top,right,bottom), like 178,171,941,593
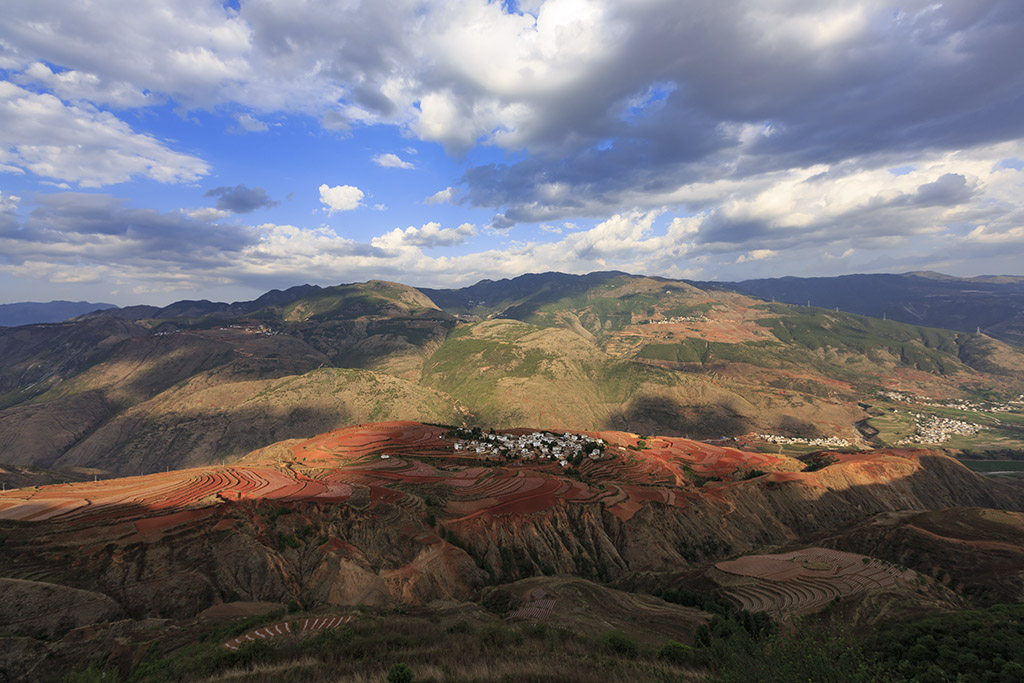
63,601,1024,683
66,612,701,683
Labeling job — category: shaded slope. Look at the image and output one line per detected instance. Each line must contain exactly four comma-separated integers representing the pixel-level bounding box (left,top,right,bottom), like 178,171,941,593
806,507,1024,605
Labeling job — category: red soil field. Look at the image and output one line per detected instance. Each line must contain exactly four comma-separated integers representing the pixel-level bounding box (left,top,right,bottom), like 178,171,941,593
0,421,862,533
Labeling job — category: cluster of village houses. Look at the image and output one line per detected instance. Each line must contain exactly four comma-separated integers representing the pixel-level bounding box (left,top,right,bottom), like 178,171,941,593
897,414,987,445
757,434,852,448
219,324,280,336
879,391,1023,414
452,431,605,467
919,396,1023,413
155,324,280,337
639,315,708,324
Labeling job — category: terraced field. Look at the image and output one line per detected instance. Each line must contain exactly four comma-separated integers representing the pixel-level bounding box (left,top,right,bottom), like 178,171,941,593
715,547,915,617
0,421,805,531
223,614,356,650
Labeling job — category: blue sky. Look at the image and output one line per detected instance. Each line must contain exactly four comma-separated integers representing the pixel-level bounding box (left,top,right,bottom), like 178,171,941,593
2,0,1024,306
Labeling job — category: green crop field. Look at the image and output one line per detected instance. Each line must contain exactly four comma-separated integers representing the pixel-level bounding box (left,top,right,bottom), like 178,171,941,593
959,460,1024,473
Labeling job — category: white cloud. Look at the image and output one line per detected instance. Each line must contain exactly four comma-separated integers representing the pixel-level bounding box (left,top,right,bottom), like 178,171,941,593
318,184,364,213
372,221,476,249
18,61,152,108
1,1,1023,290
735,249,778,264
0,81,208,186
0,190,19,211
185,207,232,222
372,152,414,169
6,190,1023,303
235,113,269,132
424,186,455,205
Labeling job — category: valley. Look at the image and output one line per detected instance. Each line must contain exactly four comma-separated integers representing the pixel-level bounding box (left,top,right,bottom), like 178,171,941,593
1,272,1023,681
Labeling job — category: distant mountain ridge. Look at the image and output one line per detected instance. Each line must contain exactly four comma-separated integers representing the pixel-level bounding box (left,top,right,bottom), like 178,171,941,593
719,272,1024,345
25,271,1024,345
0,300,117,327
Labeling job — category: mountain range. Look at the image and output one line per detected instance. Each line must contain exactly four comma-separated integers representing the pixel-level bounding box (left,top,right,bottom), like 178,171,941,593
2,271,1024,482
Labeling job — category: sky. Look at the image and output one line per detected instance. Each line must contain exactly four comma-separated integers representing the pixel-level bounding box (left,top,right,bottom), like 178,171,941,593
1,0,1023,306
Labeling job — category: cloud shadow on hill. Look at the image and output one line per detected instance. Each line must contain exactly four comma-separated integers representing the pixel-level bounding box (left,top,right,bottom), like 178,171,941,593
606,394,750,439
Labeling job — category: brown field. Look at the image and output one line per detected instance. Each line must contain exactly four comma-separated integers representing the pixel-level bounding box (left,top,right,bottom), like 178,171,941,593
714,547,917,617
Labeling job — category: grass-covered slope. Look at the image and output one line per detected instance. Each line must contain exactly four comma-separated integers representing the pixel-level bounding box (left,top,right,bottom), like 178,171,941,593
2,273,1024,478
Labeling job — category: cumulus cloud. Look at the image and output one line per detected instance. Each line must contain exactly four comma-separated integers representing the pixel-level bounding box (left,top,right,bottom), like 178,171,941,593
0,191,19,233
0,193,259,279
424,187,455,205
318,184,364,213
235,113,269,132
372,153,414,169
2,1,1024,289
0,81,209,187
489,214,516,231
0,191,19,211
204,184,278,213
4,2,1023,205
912,173,973,207
372,222,476,249
735,249,778,264
17,61,153,108
185,207,232,221
6,188,1024,303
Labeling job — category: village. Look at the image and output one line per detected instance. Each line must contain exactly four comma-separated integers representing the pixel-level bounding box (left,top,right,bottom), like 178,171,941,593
447,428,606,468
878,390,1024,414
896,414,987,445
757,434,853,448
639,315,708,325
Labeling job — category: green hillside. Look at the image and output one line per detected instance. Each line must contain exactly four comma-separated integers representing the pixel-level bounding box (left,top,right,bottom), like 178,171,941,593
2,272,1024,478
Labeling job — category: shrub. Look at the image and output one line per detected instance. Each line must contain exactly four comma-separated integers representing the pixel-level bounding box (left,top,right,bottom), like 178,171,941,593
446,619,472,634
658,640,692,664
481,588,519,615
386,662,414,683
62,663,120,683
601,630,639,658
